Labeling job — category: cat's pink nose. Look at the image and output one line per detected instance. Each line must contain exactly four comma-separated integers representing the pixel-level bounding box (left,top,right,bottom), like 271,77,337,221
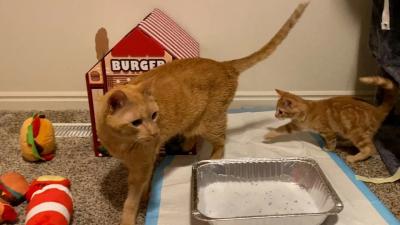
145,123,159,138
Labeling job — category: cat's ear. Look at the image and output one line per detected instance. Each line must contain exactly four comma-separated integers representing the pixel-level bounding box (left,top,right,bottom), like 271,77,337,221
275,89,287,96
108,90,127,113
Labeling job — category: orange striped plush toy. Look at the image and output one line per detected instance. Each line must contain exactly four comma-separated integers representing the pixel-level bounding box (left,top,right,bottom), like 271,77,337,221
25,176,73,225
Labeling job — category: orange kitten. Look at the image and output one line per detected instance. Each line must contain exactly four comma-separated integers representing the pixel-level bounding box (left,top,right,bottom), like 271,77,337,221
96,3,308,225
265,76,398,163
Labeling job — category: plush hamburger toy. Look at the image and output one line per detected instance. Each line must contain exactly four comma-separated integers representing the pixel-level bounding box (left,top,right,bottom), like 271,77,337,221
20,114,56,162
0,172,29,223
25,176,73,225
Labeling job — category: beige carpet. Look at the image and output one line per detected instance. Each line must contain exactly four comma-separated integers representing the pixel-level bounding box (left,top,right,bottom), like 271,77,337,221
0,110,398,225
0,110,146,225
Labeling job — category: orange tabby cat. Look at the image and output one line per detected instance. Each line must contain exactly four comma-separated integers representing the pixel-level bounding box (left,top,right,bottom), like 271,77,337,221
96,3,308,225
264,76,398,163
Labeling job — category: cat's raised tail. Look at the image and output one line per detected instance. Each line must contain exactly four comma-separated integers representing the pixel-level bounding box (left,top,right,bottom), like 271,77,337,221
359,76,398,113
224,2,309,73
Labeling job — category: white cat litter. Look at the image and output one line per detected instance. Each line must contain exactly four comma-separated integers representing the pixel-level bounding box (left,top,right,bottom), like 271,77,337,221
198,180,319,218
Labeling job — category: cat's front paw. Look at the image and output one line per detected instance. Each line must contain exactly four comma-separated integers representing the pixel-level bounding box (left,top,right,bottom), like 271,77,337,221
120,213,136,225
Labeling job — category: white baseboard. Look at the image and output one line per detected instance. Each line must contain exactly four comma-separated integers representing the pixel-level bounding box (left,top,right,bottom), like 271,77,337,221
0,90,375,110
0,91,89,110
230,90,374,109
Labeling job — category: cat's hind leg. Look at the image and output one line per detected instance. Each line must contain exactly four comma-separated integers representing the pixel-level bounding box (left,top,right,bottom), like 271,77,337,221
199,114,227,159
347,137,376,163
206,135,225,159
320,132,337,150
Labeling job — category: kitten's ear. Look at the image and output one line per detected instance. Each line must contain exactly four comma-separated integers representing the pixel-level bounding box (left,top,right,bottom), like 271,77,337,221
275,89,287,96
108,90,127,113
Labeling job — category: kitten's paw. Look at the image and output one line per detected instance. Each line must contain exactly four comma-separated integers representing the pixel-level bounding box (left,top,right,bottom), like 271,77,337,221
264,131,280,141
120,222,133,225
324,145,336,151
346,155,357,163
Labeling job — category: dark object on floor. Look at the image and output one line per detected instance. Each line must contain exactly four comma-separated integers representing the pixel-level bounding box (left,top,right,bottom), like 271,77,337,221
370,0,400,175
374,114,400,174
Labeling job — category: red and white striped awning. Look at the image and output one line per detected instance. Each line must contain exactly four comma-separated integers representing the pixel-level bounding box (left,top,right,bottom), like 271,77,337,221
139,8,200,59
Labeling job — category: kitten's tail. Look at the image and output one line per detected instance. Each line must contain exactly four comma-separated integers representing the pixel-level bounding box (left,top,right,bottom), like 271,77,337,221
359,76,398,114
224,2,309,73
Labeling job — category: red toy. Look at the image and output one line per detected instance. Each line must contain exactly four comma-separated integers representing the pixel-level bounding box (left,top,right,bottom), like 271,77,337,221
25,176,73,225
0,200,17,224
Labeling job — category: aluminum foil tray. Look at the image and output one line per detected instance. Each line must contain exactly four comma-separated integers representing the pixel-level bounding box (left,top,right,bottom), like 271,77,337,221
191,158,343,225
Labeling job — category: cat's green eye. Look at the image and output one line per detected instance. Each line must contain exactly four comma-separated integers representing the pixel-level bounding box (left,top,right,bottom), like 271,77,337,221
152,112,158,120
131,119,143,127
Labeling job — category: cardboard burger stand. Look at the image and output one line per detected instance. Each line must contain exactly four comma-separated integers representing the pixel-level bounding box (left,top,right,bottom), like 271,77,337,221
86,9,199,156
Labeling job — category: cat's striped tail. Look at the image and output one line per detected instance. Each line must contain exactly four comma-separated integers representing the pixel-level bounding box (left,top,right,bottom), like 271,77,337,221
224,2,309,73
359,76,398,114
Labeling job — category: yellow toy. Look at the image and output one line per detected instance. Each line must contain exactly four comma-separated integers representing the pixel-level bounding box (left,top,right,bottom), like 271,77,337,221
19,114,56,161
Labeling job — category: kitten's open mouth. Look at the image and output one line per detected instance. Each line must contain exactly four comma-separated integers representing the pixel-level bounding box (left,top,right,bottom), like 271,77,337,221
275,109,283,118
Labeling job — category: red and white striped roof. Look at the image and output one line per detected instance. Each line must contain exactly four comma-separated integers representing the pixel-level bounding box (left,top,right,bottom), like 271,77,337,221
139,8,200,59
